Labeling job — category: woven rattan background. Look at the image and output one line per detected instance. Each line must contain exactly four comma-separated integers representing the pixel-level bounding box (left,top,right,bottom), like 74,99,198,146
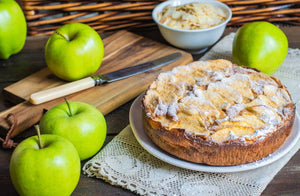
18,0,300,36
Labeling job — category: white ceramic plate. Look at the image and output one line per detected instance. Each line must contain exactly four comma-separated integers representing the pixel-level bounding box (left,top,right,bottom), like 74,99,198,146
129,94,300,173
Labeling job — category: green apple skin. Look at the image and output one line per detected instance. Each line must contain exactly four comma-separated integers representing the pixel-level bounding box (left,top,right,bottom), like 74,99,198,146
10,134,81,196
39,101,107,161
45,23,104,81
232,21,288,75
0,0,27,59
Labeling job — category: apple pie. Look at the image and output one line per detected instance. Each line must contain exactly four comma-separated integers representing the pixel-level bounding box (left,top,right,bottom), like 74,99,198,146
142,59,295,166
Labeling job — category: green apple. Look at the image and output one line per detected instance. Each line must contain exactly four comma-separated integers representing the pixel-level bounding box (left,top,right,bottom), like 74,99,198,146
45,23,104,81
232,21,288,75
39,100,107,160
10,133,81,196
0,0,27,59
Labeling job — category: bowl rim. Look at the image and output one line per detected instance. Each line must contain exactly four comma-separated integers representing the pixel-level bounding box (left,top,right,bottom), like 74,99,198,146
152,0,232,33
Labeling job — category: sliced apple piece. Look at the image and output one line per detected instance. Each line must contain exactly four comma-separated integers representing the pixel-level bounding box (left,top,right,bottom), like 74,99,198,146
153,72,186,102
173,112,209,138
211,126,255,143
263,84,278,97
258,95,278,108
207,82,243,104
278,88,292,103
233,110,266,129
247,94,282,108
246,105,282,124
222,73,254,100
248,72,278,86
178,96,225,125
204,90,231,110
216,120,252,130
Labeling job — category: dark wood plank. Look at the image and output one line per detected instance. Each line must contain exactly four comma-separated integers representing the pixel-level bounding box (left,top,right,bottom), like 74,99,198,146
0,82,15,111
261,152,300,196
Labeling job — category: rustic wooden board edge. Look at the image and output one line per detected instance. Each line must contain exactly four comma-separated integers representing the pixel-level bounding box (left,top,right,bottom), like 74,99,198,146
0,30,193,137
3,30,193,104
1,90,25,105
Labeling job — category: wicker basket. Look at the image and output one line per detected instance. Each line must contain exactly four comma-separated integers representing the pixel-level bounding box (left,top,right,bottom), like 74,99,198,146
18,0,300,36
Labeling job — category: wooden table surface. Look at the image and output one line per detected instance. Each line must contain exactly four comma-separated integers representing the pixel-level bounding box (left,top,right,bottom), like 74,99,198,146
0,26,299,196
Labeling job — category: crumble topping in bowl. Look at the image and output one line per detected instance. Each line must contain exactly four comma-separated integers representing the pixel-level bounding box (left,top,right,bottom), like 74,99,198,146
157,2,227,30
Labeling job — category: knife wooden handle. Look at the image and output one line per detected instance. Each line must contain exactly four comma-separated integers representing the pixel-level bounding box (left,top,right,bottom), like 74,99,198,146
29,77,96,105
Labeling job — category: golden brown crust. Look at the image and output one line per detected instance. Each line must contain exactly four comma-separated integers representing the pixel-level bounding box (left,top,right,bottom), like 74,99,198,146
142,107,295,166
142,60,296,166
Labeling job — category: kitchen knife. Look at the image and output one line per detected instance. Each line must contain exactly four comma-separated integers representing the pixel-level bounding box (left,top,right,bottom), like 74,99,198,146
29,52,182,105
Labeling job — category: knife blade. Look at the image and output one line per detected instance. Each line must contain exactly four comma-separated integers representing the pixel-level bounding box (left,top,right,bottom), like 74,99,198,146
29,52,182,105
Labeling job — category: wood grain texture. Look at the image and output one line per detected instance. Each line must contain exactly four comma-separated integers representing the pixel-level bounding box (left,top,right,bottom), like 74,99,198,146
0,30,192,137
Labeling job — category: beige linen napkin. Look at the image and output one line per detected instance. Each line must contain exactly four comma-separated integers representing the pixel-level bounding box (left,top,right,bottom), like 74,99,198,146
83,33,300,196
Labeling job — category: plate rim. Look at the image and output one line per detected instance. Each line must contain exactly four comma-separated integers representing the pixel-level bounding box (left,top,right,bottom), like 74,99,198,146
129,93,300,173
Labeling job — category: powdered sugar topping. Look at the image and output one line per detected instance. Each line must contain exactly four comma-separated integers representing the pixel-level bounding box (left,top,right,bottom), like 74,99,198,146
143,60,294,143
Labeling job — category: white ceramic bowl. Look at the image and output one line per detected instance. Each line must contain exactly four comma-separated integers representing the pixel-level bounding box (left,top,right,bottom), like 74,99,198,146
152,0,232,51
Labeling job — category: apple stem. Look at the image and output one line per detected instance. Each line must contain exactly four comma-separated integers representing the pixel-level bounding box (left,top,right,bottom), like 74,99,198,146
55,31,68,41
65,98,73,117
34,125,43,149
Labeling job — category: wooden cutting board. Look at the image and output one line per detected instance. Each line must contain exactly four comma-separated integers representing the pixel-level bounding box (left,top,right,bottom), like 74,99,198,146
0,30,192,137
